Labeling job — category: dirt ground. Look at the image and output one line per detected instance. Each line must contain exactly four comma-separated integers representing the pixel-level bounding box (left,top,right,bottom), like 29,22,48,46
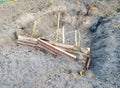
0,0,120,88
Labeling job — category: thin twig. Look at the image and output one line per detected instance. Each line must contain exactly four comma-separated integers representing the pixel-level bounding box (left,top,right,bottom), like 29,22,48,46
75,30,78,46
62,26,65,44
31,21,37,37
85,48,90,70
78,30,81,47
56,13,61,42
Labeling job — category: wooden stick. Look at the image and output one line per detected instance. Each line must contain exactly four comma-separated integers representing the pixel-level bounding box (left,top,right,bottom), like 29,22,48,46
62,26,65,44
18,35,37,41
18,36,89,54
85,48,90,70
75,30,78,46
78,30,81,47
56,13,61,42
38,38,77,60
17,40,57,55
17,35,77,60
31,21,37,37
47,40,78,51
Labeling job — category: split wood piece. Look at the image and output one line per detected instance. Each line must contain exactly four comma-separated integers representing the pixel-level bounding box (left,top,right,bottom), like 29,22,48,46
85,48,90,70
18,36,76,50
17,36,56,55
41,39,89,54
62,26,65,44
38,38,77,60
18,35,38,41
46,40,78,51
17,39,57,55
75,30,78,46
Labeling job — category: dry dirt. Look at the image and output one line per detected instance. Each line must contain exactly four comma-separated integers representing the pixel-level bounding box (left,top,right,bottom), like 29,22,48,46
0,0,120,88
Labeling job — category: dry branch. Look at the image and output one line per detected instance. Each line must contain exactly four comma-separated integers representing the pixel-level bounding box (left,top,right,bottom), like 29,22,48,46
75,30,78,46
18,36,89,54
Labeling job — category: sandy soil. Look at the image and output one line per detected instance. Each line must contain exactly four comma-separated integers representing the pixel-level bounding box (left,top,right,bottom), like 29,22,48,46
0,0,120,88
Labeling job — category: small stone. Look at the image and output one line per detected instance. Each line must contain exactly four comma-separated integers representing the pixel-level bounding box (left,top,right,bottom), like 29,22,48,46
79,70,85,76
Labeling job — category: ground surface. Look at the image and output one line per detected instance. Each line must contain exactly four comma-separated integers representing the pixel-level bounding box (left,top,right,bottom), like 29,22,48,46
0,0,120,88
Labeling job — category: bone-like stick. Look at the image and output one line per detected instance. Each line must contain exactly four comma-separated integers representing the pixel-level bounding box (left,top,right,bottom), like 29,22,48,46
85,48,90,70
62,26,65,44
31,21,37,37
56,13,61,42
75,30,78,46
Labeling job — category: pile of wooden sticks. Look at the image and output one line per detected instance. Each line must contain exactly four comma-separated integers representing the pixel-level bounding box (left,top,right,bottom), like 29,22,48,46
15,34,90,70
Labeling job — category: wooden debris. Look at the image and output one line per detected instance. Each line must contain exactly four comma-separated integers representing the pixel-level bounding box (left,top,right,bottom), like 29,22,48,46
56,12,61,42
62,26,65,44
75,29,81,47
85,48,90,70
31,21,37,37
17,35,77,60
16,35,91,70
46,40,78,51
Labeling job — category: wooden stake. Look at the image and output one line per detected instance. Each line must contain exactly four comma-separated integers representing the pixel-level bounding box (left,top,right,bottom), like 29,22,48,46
38,38,77,60
62,26,65,44
78,30,81,47
31,21,37,37
56,13,61,42
75,30,78,46
85,48,90,70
